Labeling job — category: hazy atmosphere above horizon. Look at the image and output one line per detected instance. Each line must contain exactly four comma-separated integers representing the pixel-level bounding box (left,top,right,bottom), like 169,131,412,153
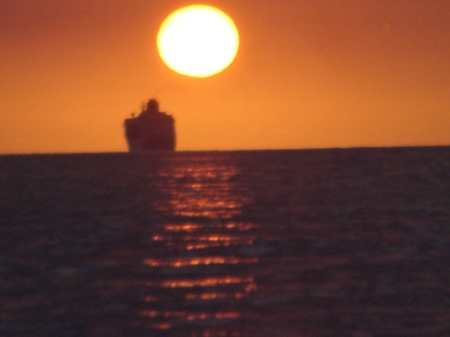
1,0,449,153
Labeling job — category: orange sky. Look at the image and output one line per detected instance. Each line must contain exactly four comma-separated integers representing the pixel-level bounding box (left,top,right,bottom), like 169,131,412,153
1,0,449,153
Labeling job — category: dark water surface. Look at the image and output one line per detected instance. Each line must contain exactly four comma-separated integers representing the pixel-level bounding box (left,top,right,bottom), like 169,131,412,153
1,147,449,336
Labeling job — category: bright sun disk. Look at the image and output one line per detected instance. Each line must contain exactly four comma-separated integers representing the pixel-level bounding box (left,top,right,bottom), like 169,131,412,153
157,5,239,78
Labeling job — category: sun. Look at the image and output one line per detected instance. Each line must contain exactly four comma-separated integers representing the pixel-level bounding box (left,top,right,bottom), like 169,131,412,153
157,5,239,78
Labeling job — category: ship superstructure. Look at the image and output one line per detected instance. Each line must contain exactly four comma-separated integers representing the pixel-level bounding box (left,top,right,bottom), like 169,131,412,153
124,99,176,152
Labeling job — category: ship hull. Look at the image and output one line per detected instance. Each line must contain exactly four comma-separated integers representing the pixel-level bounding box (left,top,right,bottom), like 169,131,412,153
124,99,176,152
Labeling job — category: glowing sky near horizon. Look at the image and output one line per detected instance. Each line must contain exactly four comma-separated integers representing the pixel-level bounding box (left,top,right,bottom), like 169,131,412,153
0,0,449,153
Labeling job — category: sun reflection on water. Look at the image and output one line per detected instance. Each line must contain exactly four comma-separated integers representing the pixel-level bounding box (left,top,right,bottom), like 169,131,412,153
144,257,258,267
185,292,246,300
152,230,257,250
148,276,256,289
163,223,258,232
153,159,251,219
142,158,258,334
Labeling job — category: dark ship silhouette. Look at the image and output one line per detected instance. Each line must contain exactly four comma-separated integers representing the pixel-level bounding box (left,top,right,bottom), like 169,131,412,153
124,99,176,152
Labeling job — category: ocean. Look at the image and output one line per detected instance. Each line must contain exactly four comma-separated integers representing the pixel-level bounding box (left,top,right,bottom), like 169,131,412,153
1,147,449,337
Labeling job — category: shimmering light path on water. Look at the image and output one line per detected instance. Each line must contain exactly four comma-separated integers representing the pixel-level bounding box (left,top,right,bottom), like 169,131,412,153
1,148,449,336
